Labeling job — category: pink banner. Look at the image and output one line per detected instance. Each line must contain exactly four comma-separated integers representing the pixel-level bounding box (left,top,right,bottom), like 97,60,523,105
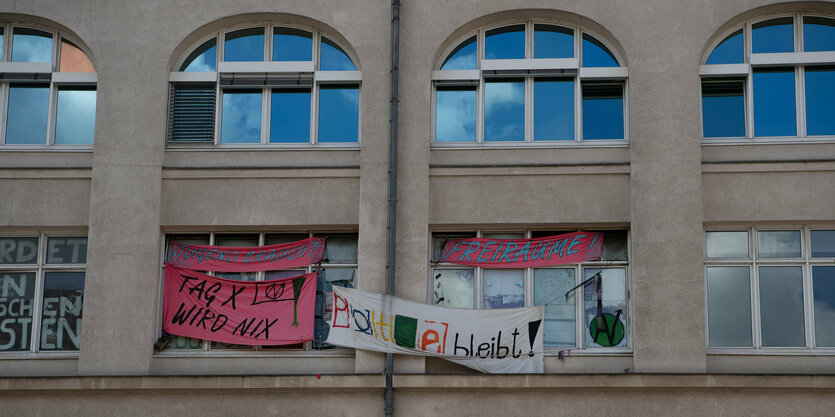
168,237,325,272
163,264,315,345
437,231,603,268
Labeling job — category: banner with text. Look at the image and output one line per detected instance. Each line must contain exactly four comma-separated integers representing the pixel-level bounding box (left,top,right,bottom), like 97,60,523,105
438,231,603,268
163,264,315,345
168,237,325,272
327,286,544,373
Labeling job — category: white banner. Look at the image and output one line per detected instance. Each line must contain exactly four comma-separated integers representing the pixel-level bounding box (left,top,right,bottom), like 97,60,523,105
326,286,544,373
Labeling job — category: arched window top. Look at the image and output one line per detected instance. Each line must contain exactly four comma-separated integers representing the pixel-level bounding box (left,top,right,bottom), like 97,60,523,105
437,20,624,70
0,20,97,148
176,23,358,72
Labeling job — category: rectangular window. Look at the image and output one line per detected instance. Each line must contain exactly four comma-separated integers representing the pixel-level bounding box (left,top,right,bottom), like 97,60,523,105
484,79,525,141
702,80,746,138
270,89,310,143
435,87,477,142
431,230,629,350
0,235,87,353
317,85,359,143
55,87,96,145
160,231,357,353
534,79,574,141
582,83,624,140
753,68,796,137
705,228,835,350
5,84,49,145
220,89,262,143
804,66,835,136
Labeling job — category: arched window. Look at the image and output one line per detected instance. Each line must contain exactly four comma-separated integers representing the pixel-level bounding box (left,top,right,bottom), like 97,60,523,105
432,20,627,145
168,23,360,146
0,23,96,147
701,13,835,140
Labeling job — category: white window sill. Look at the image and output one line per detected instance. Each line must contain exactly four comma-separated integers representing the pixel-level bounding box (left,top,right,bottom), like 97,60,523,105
708,348,835,355
431,141,628,150
0,352,79,360
702,137,835,145
165,143,361,151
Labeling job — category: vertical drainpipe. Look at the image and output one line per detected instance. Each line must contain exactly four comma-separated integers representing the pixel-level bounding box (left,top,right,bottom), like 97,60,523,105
385,1,401,416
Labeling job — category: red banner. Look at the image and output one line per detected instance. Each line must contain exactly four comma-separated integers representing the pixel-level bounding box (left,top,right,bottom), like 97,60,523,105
168,237,325,272
437,231,603,268
163,264,315,345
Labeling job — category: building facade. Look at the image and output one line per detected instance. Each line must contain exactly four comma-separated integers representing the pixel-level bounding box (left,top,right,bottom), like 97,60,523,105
1,0,835,415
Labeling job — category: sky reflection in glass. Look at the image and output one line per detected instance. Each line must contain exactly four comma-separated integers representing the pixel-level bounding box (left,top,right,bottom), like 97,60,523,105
435,87,476,141
583,84,623,139
318,86,359,142
270,89,310,143
6,85,49,144
534,25,573,58
181,39,216,71
12,28,53,62
0,29,4,60
757,230,801,258
811,231,835,258
320,38,355,71
759,266,805,347
485,79,524,141
485,25,524,59
534,79,574,140
706,231,749,258
813,266,835,346
224,28,264,62
55,88,96,144
805,67,835,135
706,30,743,64
582,34,618,67
440,36,476,70
707,266,752,347
753,69,796,137
221,90,262,143
753,17,794,53
273,28,312,61
702,81,745,137
803,17,835,52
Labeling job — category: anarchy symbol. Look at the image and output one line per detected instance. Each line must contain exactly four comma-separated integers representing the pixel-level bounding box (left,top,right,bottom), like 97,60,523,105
264,282,286,300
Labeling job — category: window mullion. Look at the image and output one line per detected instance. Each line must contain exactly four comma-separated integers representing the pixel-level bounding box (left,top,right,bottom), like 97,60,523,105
575,75,582,142
46,81,57,146
525,77,533,142
262,87,269,144
477,78,484,143
0,83,7,145
797,65,805,138
311,82,319,144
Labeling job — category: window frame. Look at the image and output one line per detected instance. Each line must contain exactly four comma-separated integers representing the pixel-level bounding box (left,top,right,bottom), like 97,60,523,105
431,19,629,147
155,230,357,356
704,226,835,354
0,23,97,149
700,13,835,143
429,228,631,353
167,23,361,149
0,231,88,357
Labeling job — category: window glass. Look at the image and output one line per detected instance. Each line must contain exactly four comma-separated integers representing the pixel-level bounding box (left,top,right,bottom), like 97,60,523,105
435,87,476,142
0,237,39,264
214,234,258,282
752,17,795,53
583,268,627,347
55,88,96,145
180,38,216,71
582,83,624,139
264,234,310,246
757,230,801,258
440,36,476,70
601,230,628,261
5,85,49,145
706,231,749,258
320,38,355,71
220,90,262,143
224,28,264,62
482,269,524,309
706,266,752,347
702,81,745,138
804,67,835,136
270,89,310,143
11,28,52,62
432,233,476,260
317,86,359,142
321,267,356,284
533,25,573,59
39,271,84,351
705,30,743,65
165,234,210,263
0,28,4,60
813,266,835,346
803,17,835,52
485,25,524,60
320,234,358,264
273,28,312,61
582,34,618,67
534,268,575,347
758,266,805,347
753,68,796,137
811,231,835,258
45,237,87,264
0,272,36,351
534,79,574,141
482,232,524,240
433,269,474,308
59,40,94,72
484,79,524,141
